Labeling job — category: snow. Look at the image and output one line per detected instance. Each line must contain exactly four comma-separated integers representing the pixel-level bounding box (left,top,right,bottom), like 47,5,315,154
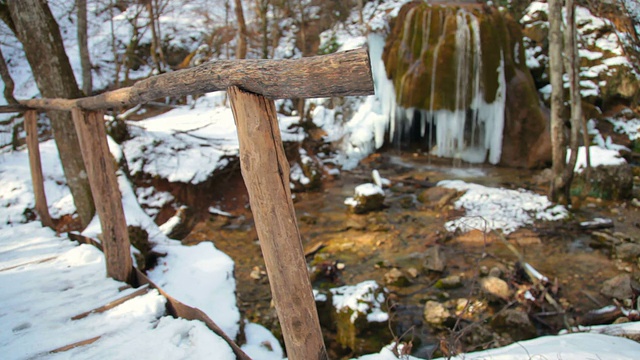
609,117,640,141
568,146,627,173
0,141,75,226
356,333,640,360
330,280,388,323
241,322,284,360
122,91,303,184
439,180,568,234
355,183,385,197
2,1,640,359
209,206,233,217
0,223,235,360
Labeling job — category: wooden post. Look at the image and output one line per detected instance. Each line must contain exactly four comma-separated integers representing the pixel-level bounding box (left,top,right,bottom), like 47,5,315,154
229,86,327,360
71,108,134,284
24,110,54,229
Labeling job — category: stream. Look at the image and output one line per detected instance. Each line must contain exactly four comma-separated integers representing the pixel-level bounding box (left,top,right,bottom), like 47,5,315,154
182,152,637,359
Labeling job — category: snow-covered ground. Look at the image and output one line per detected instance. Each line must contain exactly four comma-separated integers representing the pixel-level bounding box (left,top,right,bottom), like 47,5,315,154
2,0,640,359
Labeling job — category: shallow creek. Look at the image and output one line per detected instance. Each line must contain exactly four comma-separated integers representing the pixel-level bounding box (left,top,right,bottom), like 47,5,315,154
183,153,635,359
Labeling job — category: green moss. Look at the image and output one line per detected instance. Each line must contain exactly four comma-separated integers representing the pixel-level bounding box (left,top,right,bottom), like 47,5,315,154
384,3,517,112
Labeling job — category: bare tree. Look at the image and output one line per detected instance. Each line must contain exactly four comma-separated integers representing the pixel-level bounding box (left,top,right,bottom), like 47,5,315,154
548,0,567,203
0,46,17,104
256,0,270,59
7,0,96,227
234,0,248,59
562,0,584,200
77,0,93,95
145,0,166,73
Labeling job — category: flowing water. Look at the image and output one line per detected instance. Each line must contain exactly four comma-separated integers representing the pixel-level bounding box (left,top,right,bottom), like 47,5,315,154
183,153,632,359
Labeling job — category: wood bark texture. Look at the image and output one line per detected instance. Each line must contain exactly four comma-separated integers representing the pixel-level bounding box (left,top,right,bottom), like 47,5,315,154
8,0,96,227
25,110,54,229
229,86,327,360
0,47,17,104
19,48,374,111
77,0,93,95
563,0,582,202
71,109,133,284
234,0,248,59
548,0,566,203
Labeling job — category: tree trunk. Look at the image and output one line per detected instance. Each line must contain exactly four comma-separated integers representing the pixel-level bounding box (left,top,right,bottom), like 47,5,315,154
8,0,96,227
0,47,17,105
146,0,162,73
109,1,121,88
258,0,269,59
77,0,93,95
548,0,566,203
234,0,248,59
562,0,582,202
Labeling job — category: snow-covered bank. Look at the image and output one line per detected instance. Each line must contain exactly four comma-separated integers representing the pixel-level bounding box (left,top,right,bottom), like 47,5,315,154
356,332,640,360
0,223,236,360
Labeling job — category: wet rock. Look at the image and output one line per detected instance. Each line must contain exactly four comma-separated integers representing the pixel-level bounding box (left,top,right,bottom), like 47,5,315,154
479,266,489,276
601,274,634,300
423,301,451,327
344,183,385,214
480,276,512,302
489,267,503,279
384,268,411,287
615,243,640,262
406,267,419,278
591,230,623,247
417,187,458,208
423,245,446,272
320,281,391,354
572,163,633,201
490,309,537,341
436,275,463,289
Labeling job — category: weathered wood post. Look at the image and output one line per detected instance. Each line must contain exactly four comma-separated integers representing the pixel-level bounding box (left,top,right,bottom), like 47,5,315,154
71,108,134,284
24,110,54,228
227,48,374,360
12,48,374,359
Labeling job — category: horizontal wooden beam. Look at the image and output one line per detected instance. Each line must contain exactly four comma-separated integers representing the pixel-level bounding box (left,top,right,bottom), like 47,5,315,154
0,104,31,113
19,48,373,112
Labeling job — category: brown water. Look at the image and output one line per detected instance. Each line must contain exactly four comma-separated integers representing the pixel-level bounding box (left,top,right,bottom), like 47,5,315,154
182,152,636,358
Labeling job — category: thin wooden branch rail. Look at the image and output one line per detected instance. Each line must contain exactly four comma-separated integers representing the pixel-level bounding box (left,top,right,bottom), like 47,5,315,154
13,48,375,360
14,48,372,112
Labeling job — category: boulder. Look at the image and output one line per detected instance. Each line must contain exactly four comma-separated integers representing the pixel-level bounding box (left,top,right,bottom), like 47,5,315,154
384,268,411,287
423,245,447,272
423,301,451,327
480,276,512,302
572,163,633,200
615,243,640,262
344,183,385,214
600,274,634,300
417,187,458,208
318,281,392,354
490,309,537,341
436,275,463,289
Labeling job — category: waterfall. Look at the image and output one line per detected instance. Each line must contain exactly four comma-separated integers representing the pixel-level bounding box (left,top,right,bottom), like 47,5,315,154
370,5,507,165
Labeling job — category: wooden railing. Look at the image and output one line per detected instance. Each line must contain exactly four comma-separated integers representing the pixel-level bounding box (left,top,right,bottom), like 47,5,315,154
2,48,374,360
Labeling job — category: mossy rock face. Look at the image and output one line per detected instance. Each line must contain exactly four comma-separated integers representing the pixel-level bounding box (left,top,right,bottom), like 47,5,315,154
382,2,549,168
572,164,634,200
383,3,509,111
317,283,392,355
